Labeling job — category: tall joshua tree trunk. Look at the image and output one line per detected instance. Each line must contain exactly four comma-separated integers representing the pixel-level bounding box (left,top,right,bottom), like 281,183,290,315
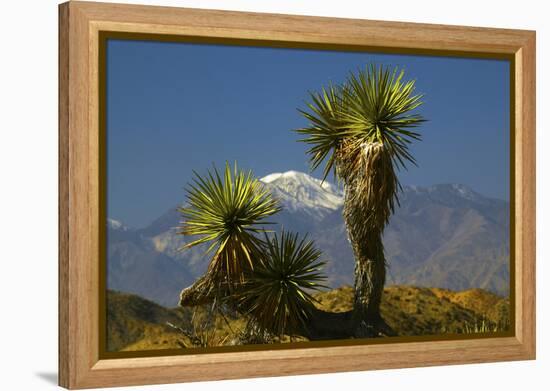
346,215,386,321
340,142,397,337
345,205,388,336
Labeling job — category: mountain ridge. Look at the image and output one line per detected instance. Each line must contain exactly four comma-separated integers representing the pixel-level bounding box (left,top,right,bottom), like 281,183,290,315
107,171,510,307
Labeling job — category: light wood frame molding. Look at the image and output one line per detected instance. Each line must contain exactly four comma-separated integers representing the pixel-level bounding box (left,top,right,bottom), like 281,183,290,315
58,1,536,389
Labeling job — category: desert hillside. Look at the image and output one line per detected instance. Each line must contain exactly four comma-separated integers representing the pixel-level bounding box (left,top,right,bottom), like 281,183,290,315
316,285,509,336
107,286,510,352
106,290,191,351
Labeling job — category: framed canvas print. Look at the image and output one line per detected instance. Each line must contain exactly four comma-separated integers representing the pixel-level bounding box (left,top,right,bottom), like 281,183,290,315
58,1,536,389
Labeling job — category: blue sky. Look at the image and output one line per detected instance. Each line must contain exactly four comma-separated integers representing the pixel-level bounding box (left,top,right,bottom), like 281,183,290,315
107,39,510,228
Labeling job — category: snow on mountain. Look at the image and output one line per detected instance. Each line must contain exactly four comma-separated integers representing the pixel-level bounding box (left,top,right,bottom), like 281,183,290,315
260,171,495,212
107,218,129,231
260,171,343,219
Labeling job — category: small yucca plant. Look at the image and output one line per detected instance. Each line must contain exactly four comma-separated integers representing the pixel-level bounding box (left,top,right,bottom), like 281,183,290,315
238,231,328,337
463,318,503,334
178,162,281,285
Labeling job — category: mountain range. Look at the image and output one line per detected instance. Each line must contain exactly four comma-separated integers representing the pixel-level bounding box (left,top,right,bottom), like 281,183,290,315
107,171,510,307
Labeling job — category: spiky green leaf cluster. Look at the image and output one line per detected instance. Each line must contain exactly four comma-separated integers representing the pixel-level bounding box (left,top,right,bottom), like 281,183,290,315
238,231,328,337
297,84,350,182
296,64,425,182
178,163,281,283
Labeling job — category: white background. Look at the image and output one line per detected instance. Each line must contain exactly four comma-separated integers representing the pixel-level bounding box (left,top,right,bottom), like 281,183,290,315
0,0,546,389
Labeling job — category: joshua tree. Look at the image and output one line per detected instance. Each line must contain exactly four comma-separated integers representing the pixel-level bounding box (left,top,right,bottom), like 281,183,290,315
178,163,327,339
296,64,426,336
178,162,281,304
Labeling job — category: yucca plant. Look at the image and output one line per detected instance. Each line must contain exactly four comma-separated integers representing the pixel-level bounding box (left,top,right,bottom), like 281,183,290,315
178,162,281,287
462,318,505,334
296,64,425,336
237,231,328,337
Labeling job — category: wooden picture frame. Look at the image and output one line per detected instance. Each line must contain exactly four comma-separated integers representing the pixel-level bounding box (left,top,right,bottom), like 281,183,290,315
58,1,536,389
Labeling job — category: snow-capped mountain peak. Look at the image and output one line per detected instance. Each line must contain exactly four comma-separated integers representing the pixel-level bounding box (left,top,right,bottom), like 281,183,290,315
260,171,296,184
260,171,343,217
261,170,339,191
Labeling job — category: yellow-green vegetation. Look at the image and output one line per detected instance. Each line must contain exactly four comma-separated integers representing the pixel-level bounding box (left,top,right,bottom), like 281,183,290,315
316,285,509,335
108,285,510,352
